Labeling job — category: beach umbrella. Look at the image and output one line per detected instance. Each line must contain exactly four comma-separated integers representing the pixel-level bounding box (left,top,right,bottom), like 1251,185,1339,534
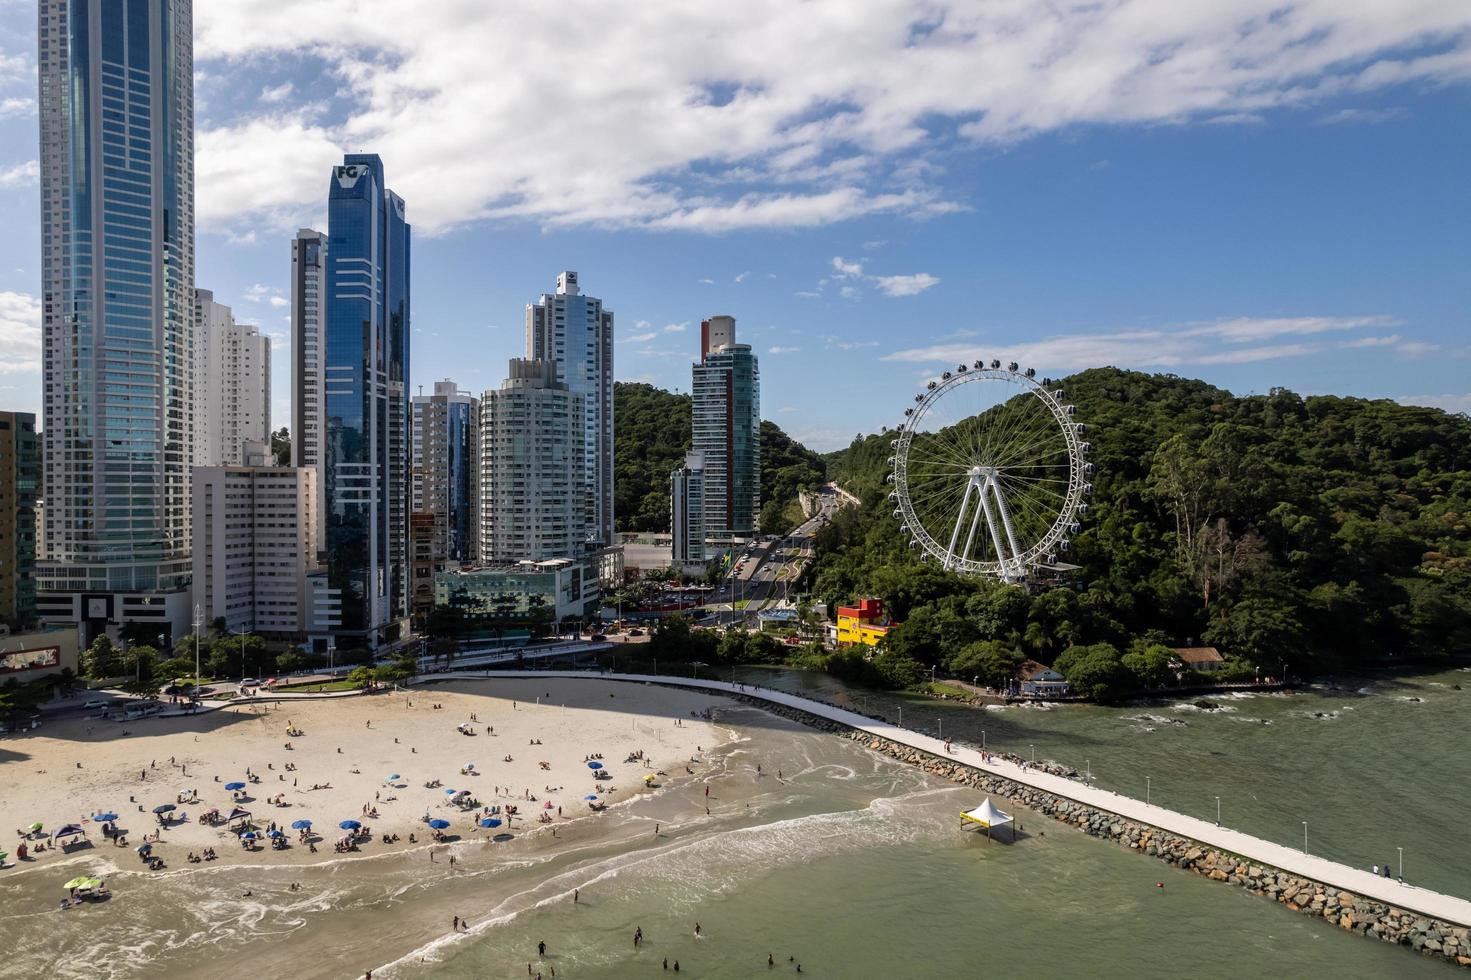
225,782,246,791
152,804,176,814
385,774,400,782
63,876,91,890
94,812,118,822
479,818,502,828
27,822,42,832
454,789,471,797
586,761,603,770
428,819,450,830
465,763,474,770
584,795,599,801
339,820,361,830
136,843,151,853
82,877,103,890
291,819,312,830
443,788,458,795
267,829,285,838
239,831,257,840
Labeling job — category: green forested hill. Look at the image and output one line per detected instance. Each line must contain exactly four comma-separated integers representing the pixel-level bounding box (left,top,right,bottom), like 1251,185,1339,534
614,382,826,534
811,368,1471,686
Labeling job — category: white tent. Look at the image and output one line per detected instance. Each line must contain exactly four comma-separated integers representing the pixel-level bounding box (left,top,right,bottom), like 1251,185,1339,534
961,798,1015,840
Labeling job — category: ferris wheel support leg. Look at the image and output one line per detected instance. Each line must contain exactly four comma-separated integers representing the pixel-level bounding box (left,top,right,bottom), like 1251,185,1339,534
960,476,987,561
986,475,1026,581
945,479,977,572
974,479,1011,577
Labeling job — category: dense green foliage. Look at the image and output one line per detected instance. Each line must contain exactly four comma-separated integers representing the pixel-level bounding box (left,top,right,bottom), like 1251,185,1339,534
613,382,826,535
614,383,693,532
811,368,1471,689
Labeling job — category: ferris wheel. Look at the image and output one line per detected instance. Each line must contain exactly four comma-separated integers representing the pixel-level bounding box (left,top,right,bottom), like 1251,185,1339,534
887,360,1093,582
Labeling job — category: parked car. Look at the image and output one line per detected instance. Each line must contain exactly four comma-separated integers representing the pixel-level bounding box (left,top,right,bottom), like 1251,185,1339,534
81,698,111,711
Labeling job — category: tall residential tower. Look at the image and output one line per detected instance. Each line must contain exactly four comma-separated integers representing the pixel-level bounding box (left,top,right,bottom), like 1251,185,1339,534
322,154,410,648
36,0,196,642
193,288,270,466
691,316,760,544
525,271,614,549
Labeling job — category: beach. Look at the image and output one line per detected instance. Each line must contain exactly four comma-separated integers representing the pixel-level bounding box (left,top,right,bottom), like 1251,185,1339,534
0,678,727,876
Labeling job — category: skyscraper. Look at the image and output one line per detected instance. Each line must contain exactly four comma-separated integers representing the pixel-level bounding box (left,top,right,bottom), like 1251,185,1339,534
0,412,39,626
322,154,410,648
691,316,761,544
193,288,270,466
479,359,584,564
290,228,327,477
525,271,614,549
35,0,196,642
411,379,478,563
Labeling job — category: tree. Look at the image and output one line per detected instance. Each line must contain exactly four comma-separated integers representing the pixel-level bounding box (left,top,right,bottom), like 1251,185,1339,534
270,427,291,467
1202,597,1303,670
82,636,123,680
946,640,1022,689
346,666,375,688
1055,643,1129,700
1121,643,1181,689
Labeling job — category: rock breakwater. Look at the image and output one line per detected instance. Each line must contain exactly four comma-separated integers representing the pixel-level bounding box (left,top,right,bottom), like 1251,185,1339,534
724,691,1471,968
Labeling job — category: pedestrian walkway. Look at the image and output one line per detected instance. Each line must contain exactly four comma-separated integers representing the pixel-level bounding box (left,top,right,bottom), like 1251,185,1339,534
432,668,1471,927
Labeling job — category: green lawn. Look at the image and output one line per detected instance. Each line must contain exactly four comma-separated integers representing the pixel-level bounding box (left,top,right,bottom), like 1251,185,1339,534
272,679,364,693
923,681,973,699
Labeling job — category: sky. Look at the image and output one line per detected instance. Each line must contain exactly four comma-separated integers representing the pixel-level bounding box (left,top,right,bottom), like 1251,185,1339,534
0,0,1467,451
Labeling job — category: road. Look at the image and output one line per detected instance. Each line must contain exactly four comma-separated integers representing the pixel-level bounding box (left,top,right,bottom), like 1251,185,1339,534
705,489,840,624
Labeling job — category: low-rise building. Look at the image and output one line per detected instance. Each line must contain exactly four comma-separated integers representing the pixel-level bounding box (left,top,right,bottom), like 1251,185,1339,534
435,556,602,628
1016,659,1070,696
836,598,899,647
1173,646,1225,672
0,626,79,684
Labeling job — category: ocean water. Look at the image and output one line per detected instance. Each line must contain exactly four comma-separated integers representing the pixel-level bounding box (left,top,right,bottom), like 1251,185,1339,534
0,702,1452,979
728,664,1471,899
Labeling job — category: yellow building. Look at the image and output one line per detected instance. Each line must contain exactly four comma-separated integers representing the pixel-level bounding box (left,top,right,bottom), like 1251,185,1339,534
836,598,898,647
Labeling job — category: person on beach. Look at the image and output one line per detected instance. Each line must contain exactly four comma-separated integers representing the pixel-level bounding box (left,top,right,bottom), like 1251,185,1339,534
537,940,546,957
634,927,642,947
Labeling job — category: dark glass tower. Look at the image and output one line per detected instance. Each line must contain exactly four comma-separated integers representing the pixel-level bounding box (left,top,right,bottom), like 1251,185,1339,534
324,154,410,647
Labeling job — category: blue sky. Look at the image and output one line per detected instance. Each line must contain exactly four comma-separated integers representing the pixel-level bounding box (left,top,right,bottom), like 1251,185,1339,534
0,1,1468,450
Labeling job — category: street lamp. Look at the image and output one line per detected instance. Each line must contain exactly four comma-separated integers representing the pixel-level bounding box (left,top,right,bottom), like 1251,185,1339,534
1302,821,1308,853
1085,759,1090,786
1146,776,1151,805
981,730,986,751
1030,744,1035,763
192,603,203,694
1215,796,1221,826
1397,846,1403,881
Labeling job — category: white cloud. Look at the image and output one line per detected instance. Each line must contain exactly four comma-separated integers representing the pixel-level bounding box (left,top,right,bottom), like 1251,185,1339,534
698,278,715,285
1399,393,1471,415
873,272,940,297
269,295,289,308
243,283,273,302
0,159,38,188
0,291,42,374
768,345,801,354
0,97,34,118
663,322,688,333
885,314,1407,370
625,331,658,342
190,1,1471,237
734,271,750,283
259,82,295,103
831,256,864,277
1315,106,1405,125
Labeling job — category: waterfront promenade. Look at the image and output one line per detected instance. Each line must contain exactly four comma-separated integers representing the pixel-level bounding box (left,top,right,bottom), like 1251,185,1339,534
428,668,1471,927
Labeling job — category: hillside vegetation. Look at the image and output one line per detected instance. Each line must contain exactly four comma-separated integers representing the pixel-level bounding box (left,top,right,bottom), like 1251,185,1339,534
614,381,826,535
808,368,1471,693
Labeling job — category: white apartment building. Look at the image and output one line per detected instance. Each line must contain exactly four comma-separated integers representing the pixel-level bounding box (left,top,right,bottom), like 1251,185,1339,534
525,271,614,548
479,359,585,563
290,228,327,485
191,446,321,636
194,288,271,466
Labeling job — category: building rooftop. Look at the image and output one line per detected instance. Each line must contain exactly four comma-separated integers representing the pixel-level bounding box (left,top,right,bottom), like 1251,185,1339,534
1172,646,1225,665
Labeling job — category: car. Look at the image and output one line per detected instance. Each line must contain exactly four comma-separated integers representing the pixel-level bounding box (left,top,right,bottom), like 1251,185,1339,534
81,698,111,711
590,633,607,641
629,628,645,637
239,677,263,688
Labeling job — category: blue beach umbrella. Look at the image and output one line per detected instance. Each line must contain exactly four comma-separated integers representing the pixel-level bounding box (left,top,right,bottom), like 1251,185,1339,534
225,781,246,791
239,831,257,840
136,843,151,853
479,818,502,828
291,819,312,830
584,795,599,801
94,812,119,822
339,819,361,830
385,774,400,782
428,819,451,830
586,761,603,770
444,788,458,795
267,829,285,838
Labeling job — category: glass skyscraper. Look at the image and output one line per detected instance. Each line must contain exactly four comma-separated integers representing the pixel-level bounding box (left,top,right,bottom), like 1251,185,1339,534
323,154,410,647
35,0,196,641
691,316,761,543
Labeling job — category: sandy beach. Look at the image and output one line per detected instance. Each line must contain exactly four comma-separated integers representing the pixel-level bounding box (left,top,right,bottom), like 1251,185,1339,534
0,677,727,879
